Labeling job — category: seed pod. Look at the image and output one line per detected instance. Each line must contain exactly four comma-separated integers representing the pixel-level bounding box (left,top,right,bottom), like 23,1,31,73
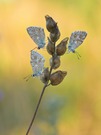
40,68,50,84
56,37,69,56
50,27,61,42
50,55,60,69
45,15,57,33
46,37,55,55
50,70,67,86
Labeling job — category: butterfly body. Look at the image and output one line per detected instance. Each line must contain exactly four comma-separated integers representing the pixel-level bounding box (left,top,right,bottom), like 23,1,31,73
27,26,46,49
68,31,87,53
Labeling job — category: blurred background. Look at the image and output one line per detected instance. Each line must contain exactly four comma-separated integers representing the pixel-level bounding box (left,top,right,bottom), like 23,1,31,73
0,0,101,135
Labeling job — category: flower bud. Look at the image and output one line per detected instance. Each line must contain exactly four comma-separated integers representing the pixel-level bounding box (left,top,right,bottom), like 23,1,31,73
40,68,50,84
46,37,55,55
56,37,69,56
50,27,60,42
50,55,60,69
45,15,57,33
50,70,67,86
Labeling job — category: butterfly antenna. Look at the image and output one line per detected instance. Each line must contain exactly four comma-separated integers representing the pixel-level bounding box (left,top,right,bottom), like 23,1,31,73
24,74,32,81
75,51,81,60
30,47,38,51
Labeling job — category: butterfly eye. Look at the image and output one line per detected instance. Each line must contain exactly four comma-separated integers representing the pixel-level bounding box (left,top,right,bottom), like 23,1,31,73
38,47,41,49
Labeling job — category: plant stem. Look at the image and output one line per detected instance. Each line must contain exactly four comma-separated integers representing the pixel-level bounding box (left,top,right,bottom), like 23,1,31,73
26,42,56,135
26,84,47,135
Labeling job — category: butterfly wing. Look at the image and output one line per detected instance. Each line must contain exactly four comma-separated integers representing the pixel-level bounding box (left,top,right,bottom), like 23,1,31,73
68,31,87,53
30,50,45,76
27,26,46,49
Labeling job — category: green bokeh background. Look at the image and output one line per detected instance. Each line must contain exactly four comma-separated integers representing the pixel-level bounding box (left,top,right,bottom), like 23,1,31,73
0,0,101,135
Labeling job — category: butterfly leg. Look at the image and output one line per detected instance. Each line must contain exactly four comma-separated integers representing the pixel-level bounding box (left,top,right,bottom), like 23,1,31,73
75,51,81,59
24,74,32,81
30,47,38,52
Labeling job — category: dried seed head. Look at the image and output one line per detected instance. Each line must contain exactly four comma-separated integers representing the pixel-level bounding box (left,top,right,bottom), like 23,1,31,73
45,15,57,33
46,37,55,55
56,37,69,56
50,55,60,69
40,67,50,84
50,28,60,42
50,70,67,86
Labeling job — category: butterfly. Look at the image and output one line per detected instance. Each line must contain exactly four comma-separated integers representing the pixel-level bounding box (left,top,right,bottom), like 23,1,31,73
30,50,45,77
27,26,46,49
68,31,87,57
